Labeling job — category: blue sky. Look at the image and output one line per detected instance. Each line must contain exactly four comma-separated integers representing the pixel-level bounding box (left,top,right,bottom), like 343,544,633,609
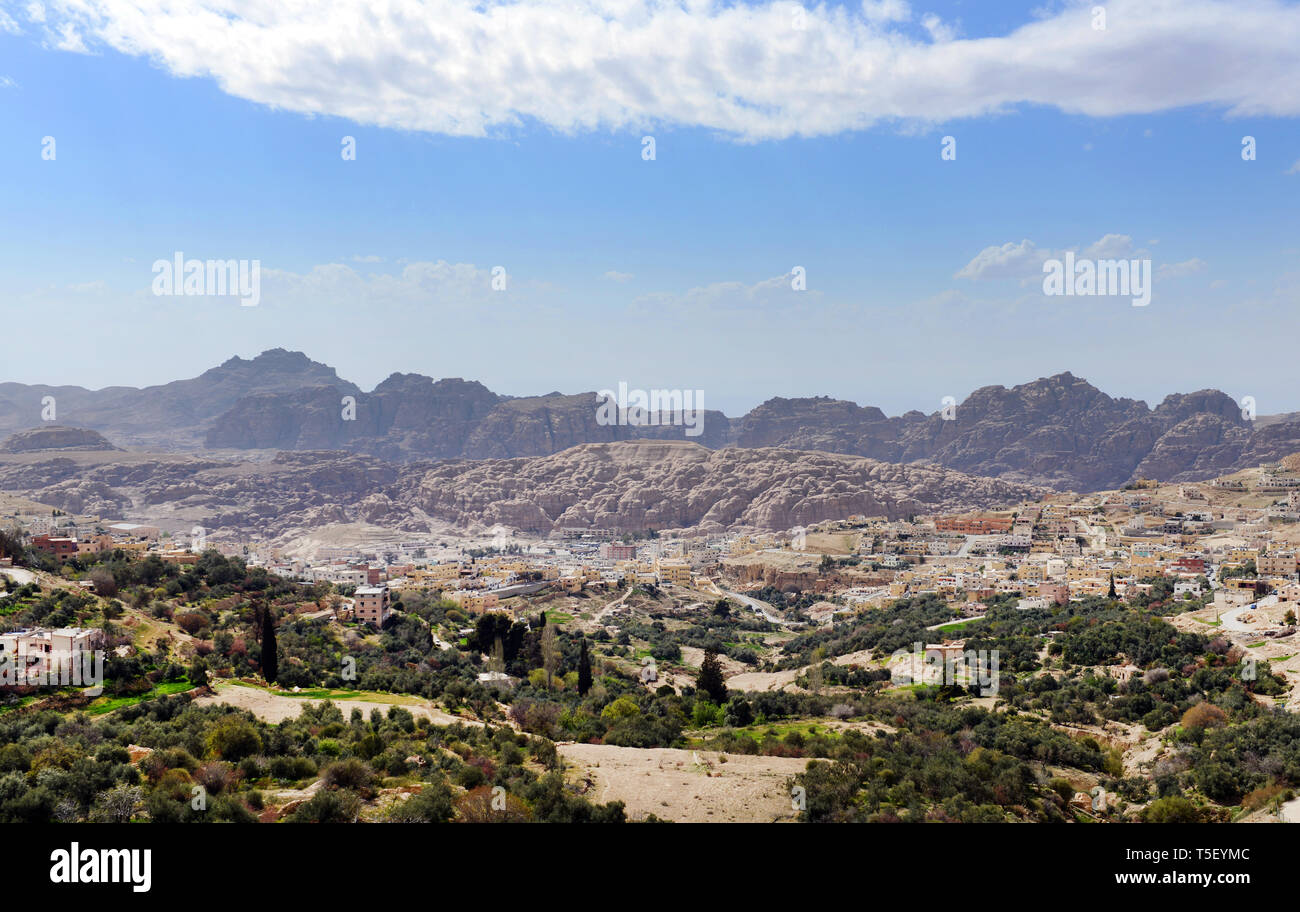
1,0,1298,416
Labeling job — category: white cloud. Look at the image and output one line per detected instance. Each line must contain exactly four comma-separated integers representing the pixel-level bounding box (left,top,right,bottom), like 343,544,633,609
1157,258,1208,278
25,0,1300,141
53,20,87,52
253,260,518,312
634,273,816,312
954,239,1046,280
1083,233,1136,259
0,10,21,33
1287,159,1300,174
920,12,957,42
0,76,16,89
957,234,1169,284
603,270,634,282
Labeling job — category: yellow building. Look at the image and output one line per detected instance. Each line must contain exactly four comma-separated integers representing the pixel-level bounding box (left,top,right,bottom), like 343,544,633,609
656,560,693,585
447,590,500,613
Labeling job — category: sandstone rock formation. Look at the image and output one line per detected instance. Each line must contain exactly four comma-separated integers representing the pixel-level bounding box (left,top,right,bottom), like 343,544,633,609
0,426,119,453
0,441,1044,539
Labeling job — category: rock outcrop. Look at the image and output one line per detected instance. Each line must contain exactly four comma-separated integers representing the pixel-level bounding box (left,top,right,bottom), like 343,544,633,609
0,426,119,453
0,442,1044,538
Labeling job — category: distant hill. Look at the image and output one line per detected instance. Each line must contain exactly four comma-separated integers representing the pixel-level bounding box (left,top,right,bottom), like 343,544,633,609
4,351,1300,491
0,426,119,454
0,349,357,450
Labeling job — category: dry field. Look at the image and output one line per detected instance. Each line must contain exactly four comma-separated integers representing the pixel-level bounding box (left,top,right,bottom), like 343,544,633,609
558,742,808,822
195,682,475,726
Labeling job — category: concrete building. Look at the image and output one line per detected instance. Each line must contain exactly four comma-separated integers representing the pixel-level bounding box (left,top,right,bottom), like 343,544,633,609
353,586,391,626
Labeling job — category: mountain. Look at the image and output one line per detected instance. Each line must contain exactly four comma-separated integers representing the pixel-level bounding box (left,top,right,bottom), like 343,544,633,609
403,441,1045,534
0,426,119,454
0,349,357,449
0,442,1045,538
4,351,1300,491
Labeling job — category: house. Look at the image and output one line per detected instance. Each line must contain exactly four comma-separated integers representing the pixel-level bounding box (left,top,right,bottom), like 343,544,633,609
353,586,391,626
0,627,104,685
30,535,79,562
476,671,517,689
1258,551,1297,576
445,589,499,614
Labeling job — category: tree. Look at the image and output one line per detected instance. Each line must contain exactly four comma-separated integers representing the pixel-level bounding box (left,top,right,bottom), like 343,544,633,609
88,568,118,598
1180,701,1227,732
1107,574,1117,599
1142,796,1200,823
261,608,278,684
577,637,592,696
488,637,506,675
541,621,559,689
92,784,144,823
807,645,827,694
697,648,727,704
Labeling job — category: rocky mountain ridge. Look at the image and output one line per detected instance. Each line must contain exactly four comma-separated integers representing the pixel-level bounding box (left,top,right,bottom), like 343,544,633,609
0,442,1046,539
3,351,1299,491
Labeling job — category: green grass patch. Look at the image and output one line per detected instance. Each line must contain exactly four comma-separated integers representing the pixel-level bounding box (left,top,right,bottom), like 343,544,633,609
85,679,194,715
935,618,984,634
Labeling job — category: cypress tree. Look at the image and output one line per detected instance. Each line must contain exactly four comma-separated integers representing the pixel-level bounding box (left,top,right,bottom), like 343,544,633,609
578,637,592,696
698,648,727,704
262,608,278,684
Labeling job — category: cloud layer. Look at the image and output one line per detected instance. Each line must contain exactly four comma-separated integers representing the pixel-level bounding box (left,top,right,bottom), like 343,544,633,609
14,0,1300,140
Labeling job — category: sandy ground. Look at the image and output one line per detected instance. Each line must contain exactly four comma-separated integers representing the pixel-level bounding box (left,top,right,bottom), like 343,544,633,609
1282,798,1300,823
725,668,804,692
195,682,477,727
726,648,878,693
557,742,809,822
679,645,750,675
0,566,36,585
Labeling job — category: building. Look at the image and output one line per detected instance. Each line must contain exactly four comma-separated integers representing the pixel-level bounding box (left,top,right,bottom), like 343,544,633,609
446,590,500,614
30,535,80,562
353,586,391,626
599,543,637,561
656,559,693,585
0,627,104,684
104,522,160,541
934,515,1014,535
1259,551,1298,577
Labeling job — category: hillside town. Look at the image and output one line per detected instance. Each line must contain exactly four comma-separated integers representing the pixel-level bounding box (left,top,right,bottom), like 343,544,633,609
11,460,1300,645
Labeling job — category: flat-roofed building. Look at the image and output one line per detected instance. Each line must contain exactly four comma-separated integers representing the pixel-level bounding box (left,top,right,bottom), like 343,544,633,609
353,586,391,626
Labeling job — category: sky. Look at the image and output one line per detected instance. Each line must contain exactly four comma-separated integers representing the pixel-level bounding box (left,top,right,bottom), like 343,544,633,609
0,0,1297,417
